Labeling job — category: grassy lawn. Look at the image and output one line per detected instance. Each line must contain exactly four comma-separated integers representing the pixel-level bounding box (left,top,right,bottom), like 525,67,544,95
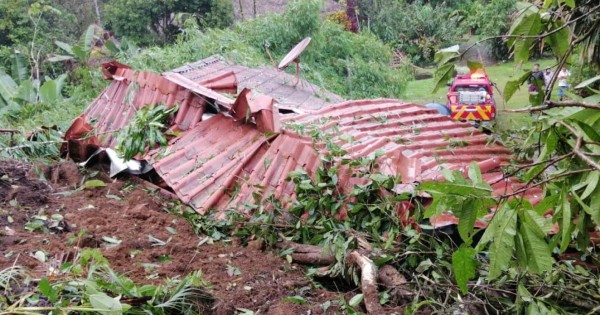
403,60,556,130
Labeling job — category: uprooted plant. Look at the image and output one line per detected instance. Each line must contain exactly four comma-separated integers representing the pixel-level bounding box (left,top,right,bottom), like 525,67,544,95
115,104,177,161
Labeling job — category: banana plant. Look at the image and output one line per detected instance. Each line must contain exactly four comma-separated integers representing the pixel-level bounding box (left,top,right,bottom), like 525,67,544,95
0,51,67,116
103,37,139,60
47,24,96,64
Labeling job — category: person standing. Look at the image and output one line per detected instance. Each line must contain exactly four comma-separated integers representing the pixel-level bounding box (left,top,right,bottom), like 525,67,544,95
543,68,554,91
557,67,571,101
528,63,545,94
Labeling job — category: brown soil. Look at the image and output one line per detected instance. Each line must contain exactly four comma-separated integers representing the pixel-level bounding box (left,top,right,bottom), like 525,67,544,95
0,160,348,314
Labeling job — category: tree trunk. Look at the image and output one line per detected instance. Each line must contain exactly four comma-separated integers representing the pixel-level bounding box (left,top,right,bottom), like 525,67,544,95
378,265,414,304
238,0,245,21
348,251,383,314
92,0,101,24
276,241,336,265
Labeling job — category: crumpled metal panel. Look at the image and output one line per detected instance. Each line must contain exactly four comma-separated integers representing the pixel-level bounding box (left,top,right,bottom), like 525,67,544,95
66,62,545,230
146,116,321,218
166,55,343,113
73,62,217,155
282,99,544,228
146,114,273,214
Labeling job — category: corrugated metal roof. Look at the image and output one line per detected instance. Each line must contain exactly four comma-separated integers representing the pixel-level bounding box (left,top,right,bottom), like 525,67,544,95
65,61,544,230
166,55,343,113
80,63,214,150
281,99,544,227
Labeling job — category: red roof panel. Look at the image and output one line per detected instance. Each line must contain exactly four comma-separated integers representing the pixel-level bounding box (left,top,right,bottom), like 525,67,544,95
66,62,545,230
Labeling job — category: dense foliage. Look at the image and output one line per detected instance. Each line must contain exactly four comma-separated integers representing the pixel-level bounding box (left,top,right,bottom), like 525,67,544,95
1,0,600,314
431,1,600,313
104,0,233,45
129,0,409,99
355,0,517,64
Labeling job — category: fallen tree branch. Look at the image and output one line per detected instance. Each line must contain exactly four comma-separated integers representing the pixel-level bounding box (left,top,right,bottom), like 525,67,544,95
378,265,414,304
348,251,383,314
557,121,600,171
503,168,595,197
504,100,600,113
0,129,20,134
275,241,335,265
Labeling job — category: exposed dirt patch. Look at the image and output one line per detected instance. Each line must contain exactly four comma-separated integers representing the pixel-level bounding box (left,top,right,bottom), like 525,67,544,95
0,160,348,314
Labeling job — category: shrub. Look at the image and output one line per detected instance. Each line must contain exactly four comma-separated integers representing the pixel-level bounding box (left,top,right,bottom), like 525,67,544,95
129,0,409,99
366,0,464,65
104,0,234,46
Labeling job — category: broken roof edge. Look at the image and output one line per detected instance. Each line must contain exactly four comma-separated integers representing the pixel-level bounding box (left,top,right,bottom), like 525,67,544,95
65,61,550,234
166,55,344,113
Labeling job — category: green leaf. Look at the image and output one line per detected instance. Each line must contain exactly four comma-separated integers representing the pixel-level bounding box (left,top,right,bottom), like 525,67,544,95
434,45,460,64
104,40,119,54
166,227,177,235
84,179,107,188
452,245,477,294
520,209,554,237
82,24,96,52
518,221,554,274
38,278,57,303
348,293,364,307
508,13,542,63
39,79,58,103
528,76,545,106
559,191,571,252
573,192,599,226
467,60,483,72
432,63,455,93
54,40,74,55
14,79,37,104
102,236,122,244
546,20,570,59
575,75,600,89
534,194,559,215
46,54,74,63
0,69,17,106
72,45,87,62
479,205,517,279
89,293,123,315
282,296,306,304
467,162,483,184
504,71,531,102
589,187,600,225
455,199,482,244
10,51,28,85
419,181,492,197
578,171,599,200
562,0,575,8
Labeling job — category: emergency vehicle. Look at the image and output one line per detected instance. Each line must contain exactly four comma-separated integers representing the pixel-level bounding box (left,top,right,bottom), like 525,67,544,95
446,69,496,122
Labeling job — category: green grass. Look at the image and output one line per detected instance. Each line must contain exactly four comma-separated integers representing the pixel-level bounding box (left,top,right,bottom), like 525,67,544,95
403,59,557,130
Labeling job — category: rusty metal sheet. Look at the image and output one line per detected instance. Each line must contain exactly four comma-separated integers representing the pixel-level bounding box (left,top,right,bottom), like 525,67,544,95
281,99,544,228
68,62,224,155
164,56,343,113
66,62,545,230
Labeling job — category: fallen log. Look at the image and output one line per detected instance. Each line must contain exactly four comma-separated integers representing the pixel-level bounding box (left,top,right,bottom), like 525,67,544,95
378,265,414,304
276,241,336,265
348,251,384,314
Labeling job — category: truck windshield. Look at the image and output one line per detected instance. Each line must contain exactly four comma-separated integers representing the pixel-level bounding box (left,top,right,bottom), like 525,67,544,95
455,85,488,93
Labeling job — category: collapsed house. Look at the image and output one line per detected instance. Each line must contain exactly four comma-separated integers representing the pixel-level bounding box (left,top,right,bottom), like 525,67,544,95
64,56,543,228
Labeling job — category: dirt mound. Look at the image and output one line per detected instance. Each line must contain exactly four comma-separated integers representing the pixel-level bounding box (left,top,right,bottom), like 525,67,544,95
0,160,51,207
0,160,342,314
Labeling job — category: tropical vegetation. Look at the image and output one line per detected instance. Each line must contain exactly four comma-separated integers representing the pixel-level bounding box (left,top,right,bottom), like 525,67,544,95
0,0,599,314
